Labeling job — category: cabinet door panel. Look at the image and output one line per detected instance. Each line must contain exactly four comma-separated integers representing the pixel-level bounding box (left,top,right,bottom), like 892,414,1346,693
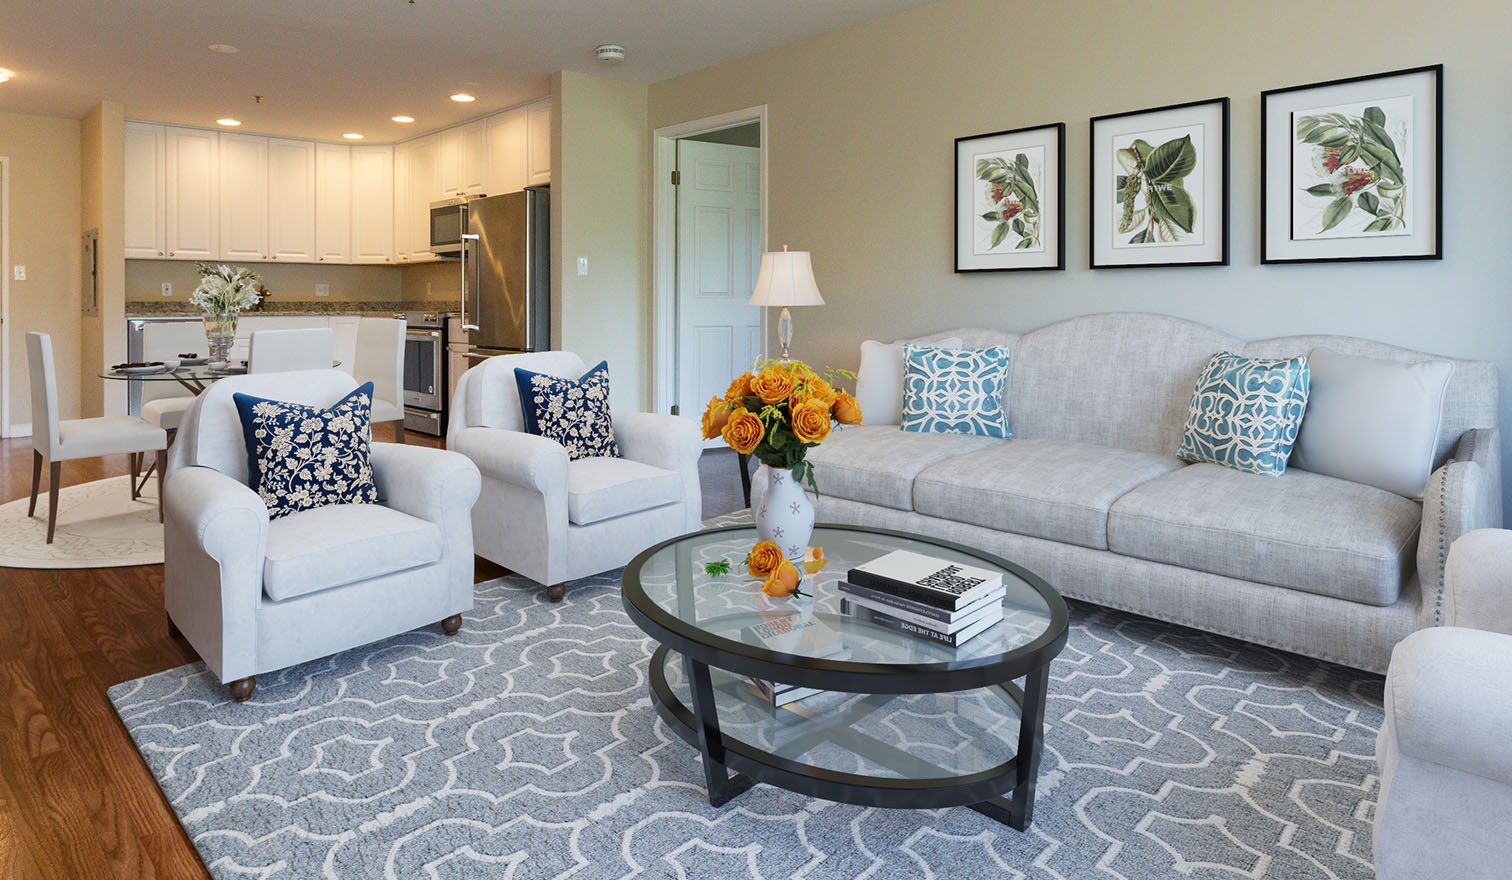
408,134,441,261
268,138,316,262
526,99,552,186
125,122,167,258
218,133,269,261
165,127,219,260
485,107,527,196
351,146,394,264
315,143,352,263
393,142,410,262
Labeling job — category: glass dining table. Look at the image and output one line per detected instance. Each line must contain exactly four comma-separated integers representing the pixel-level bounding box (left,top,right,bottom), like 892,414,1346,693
98,361,341,395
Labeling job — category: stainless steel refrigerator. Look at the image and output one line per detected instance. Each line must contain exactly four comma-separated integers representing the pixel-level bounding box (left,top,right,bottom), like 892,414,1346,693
459,187,550,355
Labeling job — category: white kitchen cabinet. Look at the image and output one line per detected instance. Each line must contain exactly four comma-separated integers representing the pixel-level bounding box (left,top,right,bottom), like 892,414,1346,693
218,133,269,262
441,119,487,197
526,98,552,186
407,133,442,262
315,143,352,263
351,145,393,264
268,138,316,262
165,126,219,260
124,122,167,258
392,141,411,263
484,106,528,196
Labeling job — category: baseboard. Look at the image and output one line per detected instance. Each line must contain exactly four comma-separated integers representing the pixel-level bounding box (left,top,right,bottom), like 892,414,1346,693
4,422,30,438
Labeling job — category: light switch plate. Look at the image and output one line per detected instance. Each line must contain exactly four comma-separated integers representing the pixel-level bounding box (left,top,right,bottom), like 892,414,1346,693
12,265,25,281
315,283,331,297
577,257,589,276
161,282,173,297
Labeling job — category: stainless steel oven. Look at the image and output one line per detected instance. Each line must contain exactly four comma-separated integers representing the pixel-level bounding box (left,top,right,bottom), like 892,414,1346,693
402,312,447,435
429,195,482,257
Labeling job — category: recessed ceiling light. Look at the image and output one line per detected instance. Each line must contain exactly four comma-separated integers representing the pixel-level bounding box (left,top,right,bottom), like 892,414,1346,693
342,132,364,140
391,115,414,123
450,93,475,103
216,118,242,126
0,68,13,84
207,44,240,54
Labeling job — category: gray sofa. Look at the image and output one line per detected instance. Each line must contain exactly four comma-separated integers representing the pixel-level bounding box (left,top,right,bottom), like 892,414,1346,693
754,312,1501,672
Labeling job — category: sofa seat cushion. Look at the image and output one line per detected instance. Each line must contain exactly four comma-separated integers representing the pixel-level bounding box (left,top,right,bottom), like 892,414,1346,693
913,439,1186,550
1108,462,1421,606
803,425,1005,511
263,503,444,601
568,457,681,525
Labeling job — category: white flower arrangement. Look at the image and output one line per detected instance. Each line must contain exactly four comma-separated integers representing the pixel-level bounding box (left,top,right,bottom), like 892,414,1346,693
189,263,266,314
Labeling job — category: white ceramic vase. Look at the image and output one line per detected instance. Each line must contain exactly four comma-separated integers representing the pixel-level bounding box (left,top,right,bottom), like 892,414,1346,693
756,467,814,562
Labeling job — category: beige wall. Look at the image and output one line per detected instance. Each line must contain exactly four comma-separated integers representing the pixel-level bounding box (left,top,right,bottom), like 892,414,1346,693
0,111,82,432
647,0,1512,511
80,101,126,417
399,260,468,304
126,259,404,304
552,71,651,409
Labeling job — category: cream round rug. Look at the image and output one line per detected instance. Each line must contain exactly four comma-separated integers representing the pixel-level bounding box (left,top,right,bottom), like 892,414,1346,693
0,474,163,568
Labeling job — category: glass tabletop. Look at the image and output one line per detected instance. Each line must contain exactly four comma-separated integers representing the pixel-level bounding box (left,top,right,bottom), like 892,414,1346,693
98,364,239,381
626,525,1064,674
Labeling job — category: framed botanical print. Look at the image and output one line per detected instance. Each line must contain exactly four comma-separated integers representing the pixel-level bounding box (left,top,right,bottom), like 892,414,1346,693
1090,97,1229,269
1261,65,1442,263
954,122,1065,272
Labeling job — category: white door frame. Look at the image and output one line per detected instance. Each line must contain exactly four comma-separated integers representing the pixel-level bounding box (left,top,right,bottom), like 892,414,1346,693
651,105,768,415
0,156,10,437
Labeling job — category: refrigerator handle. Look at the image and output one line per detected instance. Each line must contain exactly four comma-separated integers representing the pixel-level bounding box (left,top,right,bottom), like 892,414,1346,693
523,194,534,350
460,233,480,331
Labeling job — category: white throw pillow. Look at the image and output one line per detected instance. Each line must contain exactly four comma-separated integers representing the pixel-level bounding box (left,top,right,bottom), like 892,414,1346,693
1291,347,1454,499
855,337,962,426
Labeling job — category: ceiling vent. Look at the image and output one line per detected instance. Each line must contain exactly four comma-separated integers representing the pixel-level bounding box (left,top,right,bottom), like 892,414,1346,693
595,44,627,63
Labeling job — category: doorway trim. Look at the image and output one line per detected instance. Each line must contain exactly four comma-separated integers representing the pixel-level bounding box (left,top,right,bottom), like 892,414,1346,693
651,104,768,415
0,156,10,437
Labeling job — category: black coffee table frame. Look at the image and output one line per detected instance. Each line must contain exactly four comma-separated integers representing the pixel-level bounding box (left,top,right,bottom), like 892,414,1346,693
622,524,1068,831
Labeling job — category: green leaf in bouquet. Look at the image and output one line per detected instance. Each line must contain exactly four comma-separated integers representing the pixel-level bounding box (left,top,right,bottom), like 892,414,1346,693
1320,195,1352,232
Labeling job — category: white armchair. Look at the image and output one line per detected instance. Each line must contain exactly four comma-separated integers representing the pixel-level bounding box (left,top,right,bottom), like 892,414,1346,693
1376,528,1512,879
448,351,702,602
163,369,481,702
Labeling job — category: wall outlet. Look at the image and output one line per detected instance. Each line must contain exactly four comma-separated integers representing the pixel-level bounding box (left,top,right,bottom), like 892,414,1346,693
315,283,331,297
577,257,589,276
161,282,173,297
12,265,25,281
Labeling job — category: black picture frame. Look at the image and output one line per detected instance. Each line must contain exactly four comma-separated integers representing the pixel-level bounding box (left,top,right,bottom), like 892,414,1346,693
1260,64,1442,264
1089,97,1230,269
953,122,1066,272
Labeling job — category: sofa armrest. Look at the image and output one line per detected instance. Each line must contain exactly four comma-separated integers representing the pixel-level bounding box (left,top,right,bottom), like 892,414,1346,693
1417,427,1503,627
1383,626,1512,787
449,426,569,496
164,465,269,564
371,443,482,524
1441,529,1512,635
612,411,703,472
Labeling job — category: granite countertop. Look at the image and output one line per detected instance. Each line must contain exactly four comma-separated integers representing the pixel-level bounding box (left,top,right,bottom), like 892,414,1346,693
126,300,460,318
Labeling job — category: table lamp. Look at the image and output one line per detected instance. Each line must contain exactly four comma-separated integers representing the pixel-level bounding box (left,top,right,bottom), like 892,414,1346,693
748,246,825,361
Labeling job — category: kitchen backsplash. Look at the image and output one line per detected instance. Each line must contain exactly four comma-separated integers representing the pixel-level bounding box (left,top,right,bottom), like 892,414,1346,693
126,259,462,305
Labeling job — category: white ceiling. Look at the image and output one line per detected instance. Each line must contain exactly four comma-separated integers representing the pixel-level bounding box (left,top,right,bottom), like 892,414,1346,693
0,0,932,143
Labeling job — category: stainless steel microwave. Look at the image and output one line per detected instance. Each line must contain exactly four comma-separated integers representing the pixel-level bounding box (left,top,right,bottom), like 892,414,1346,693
429,195,482,256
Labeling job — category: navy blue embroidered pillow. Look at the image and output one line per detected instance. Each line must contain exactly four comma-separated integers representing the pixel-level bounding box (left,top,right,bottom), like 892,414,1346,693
233,382,378,520
513,361,621,460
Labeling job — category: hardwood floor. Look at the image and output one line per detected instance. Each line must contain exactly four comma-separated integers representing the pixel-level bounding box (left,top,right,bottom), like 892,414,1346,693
0,425,745,877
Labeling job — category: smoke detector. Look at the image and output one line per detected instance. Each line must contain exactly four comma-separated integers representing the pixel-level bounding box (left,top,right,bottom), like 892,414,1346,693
595,44,627,63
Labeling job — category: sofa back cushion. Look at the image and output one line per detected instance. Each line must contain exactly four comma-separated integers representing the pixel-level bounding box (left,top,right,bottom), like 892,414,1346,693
463,351,590,432
1009,313,1243,456
1243,335,1497,470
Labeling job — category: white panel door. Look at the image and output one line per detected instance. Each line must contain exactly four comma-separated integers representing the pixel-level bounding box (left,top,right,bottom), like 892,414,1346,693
164,126,219,260
484,106,527,196
351,145,394,263
314,142,352,263
218,132,269,261
124,122,166,258
407,134,441,261
526,98,552,186
392,141,410,262
268,138,316,262
441,119,487,196
675,140,762,431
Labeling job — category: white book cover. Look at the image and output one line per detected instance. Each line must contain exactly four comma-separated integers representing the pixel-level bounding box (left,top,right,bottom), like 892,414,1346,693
841,592,1003,634
852,550,1003,604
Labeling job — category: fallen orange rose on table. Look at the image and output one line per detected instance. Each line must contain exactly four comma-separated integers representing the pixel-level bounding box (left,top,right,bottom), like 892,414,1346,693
802,546,826,574
761,558,803,597
746,540,784,578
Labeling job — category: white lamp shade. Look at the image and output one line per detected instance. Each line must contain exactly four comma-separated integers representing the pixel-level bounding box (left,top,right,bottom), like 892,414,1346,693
748,250,824,307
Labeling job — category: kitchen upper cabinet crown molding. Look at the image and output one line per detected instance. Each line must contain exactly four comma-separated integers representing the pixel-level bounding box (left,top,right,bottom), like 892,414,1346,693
164,126,220,261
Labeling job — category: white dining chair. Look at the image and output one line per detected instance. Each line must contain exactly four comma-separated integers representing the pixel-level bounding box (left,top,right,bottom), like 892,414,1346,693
247,327,335,373
353,317,407,443
26,332,169,543
135,319,205,491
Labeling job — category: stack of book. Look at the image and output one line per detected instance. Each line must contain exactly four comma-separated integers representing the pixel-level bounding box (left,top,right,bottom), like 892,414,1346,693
741,615,849,707
839,550,1004,648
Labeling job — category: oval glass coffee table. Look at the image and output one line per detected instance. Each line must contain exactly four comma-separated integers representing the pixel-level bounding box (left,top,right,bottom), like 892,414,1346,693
621,523,1068,830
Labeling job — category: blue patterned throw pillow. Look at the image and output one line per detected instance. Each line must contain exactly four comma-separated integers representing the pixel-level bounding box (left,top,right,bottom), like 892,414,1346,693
1176,352,1310,476
233,383,378,520
900,344,1012,438
513,361,621,460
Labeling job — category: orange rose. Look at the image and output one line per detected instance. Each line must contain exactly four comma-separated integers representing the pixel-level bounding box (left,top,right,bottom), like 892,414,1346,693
747,540,783,578
802,546,827,575
761,558,802,597
806,376,839,406
721,408,765,455
750,367,796,404
725,372,754,404
832,390,862,425
701,396,731,440
790,398,833,445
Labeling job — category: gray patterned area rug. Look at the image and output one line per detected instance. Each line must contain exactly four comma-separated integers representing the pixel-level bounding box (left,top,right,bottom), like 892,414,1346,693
110,564,1384,878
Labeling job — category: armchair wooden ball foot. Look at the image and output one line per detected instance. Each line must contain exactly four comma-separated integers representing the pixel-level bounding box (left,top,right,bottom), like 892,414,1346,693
441,614,462,636
228,677,256,702
547,583,566,603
